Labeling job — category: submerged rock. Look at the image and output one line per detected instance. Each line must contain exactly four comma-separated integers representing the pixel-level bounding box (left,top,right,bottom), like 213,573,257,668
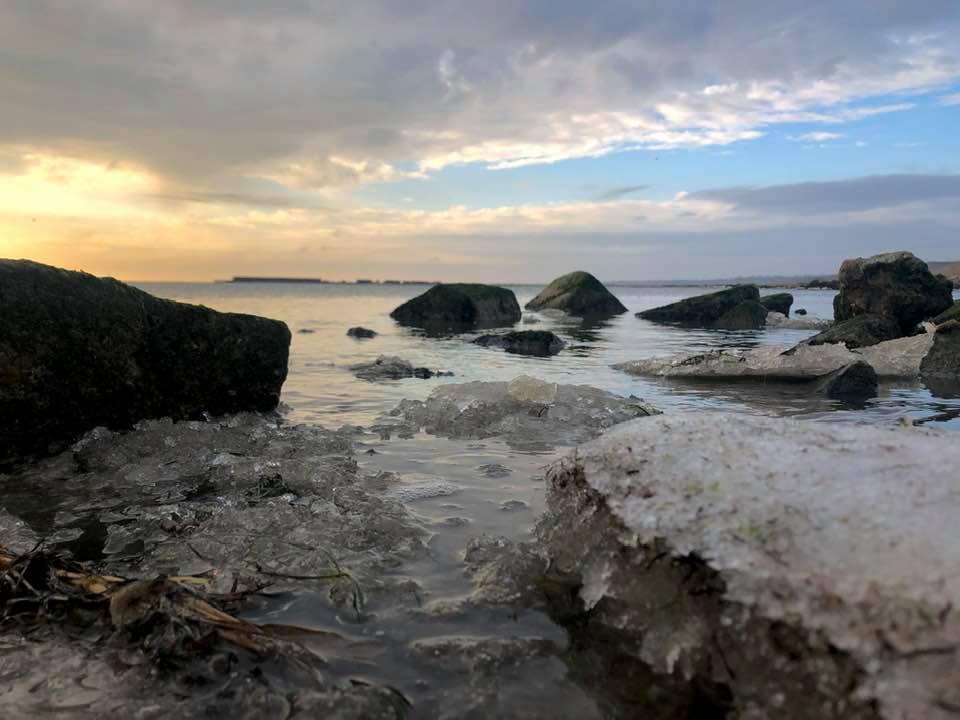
347,326,378,339
390,283,521,331
473,330,566,356
804,313,902,349
539,413,960,720
350,355,451,381
834,251,954,334
525,271,627,316
796,308,808,315
380,376,658,448
637,285,765,329
759,292,793,316
814,360,879,400
614,333,935,380
765,311,831,330
0,260,290,465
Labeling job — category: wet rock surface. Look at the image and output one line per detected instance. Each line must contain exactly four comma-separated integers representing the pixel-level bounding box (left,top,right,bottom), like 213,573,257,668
637,284,764,329
390,283,521,331
473,330,566,356
713,299,767,330
834,251,954,334
539,413,960,720
524,271,627,316
0,260,290,466
933,301,960,325
765,311,831,330
805,313,903,348
813,360,879,400
378,376,659,448
921,321,960,379
351,355,453,381
759,292,793,316
347,326,378,339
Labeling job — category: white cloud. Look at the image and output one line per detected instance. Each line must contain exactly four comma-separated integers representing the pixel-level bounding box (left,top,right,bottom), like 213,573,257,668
938,92,960,106
790,131,845,143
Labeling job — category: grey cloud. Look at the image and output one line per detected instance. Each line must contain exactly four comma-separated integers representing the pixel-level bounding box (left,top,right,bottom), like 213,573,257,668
692,174,960,215
595,184,649,201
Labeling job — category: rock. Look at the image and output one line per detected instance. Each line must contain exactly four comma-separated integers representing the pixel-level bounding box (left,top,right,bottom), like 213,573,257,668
390,283,521,331
472,330,565,356
765,312,832,330
805,277,841,289
833,251,954,335
297,328,316,334
539,413,960,720
525,271,627,316
614,333,935,380
920,321,960,378
346,326,377,339
350,355,450,381
933,302,960,325
796,308,808,315
814,360,878,400
759,292,793,316
636,285,762,328
0,260,290,465
713,299,767,330
804,313,903,349
377,376,658,448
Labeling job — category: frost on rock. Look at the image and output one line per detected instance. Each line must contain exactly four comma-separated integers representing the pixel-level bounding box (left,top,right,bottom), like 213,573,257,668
539,412,960,720
378,375,659,448
614,332,935,381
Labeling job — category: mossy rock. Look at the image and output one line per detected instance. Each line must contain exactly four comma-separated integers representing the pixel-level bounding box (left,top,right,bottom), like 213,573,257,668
525,271,627,316
760,293,794,316
933,302,960,325
391,283,521,331
712,300,767,330
637,285,761,327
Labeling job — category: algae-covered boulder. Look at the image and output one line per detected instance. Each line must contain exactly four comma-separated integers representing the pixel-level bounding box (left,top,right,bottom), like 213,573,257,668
920,321,960,378
814,360,878,400
540,413,960,720
637,285,763,329
473,330,565,356
713,299,767,330
0,260,290,464
833,251,954,334
390,283,521,331
805,313,902,349
933,301,960,325
759,292,793,316
525,271,627,316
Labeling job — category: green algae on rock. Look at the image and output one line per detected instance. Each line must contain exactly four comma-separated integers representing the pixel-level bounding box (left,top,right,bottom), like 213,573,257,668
390,283,521,331
525,271,627,316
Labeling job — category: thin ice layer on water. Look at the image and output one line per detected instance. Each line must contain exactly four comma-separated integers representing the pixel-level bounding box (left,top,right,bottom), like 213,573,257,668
377,375,659,448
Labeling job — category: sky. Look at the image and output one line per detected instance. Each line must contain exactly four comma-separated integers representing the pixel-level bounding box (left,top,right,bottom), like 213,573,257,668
1,1,959,282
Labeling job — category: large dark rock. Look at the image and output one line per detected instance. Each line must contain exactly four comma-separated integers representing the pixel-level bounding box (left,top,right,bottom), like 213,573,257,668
525,271,627,316
390,283,521,331
714,300,767,330
637,285,762,328
759,293,793,316
804,314,902,349
933,302,960,325
346,326,377,339
473,330,565,357
814,361,879,400
920,321,960,378
833,251,954,335
0,260,290,464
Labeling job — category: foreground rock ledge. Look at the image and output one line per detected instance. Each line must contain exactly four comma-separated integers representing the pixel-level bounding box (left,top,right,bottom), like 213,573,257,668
0,260,290,464
539,414,960,719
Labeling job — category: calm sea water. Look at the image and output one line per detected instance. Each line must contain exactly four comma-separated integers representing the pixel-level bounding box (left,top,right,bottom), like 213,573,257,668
139,282,960,430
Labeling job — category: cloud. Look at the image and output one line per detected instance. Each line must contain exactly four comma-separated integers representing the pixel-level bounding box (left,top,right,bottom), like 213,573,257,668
692,174,960,215
939,92,960,106
594,184,649,201
0,2,958,188
790,131,845,142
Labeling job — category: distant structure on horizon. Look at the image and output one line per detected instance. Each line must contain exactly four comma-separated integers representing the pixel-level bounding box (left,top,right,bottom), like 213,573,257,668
229,276,437,285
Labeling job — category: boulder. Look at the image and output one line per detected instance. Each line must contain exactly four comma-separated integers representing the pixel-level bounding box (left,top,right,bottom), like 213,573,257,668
759,292,793,316
796,308,808,315
614,333,935,381
349,355,450,381
805,277,841,289
525,271,627,316
713,299,767,330
0,260,290,464
540,414,960,720
813,360,878,400
473,330,565,356
833,251,954,334
390,283,521,331
346,326,377,339
637,285,762,328
932,301,960,325
920,321,960,378
804,313,902,349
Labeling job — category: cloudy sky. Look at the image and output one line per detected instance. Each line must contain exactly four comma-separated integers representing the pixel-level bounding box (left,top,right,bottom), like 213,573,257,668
1,1,959,281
